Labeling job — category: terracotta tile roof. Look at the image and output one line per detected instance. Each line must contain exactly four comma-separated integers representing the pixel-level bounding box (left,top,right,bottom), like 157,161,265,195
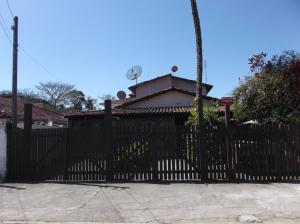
0,111,9,118
128,74,213,93
65,106,194,118
0,96,65,123
118,87,218,108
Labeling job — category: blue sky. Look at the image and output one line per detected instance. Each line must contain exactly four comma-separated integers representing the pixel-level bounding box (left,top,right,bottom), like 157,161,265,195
1,0,299,99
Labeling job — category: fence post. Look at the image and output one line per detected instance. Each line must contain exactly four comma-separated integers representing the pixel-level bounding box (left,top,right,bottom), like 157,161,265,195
274,124,282,180
24,103,32,181
63,128,69,181
199,126,208,182
152,125,159,182
224,105,235,181
104,100,113,181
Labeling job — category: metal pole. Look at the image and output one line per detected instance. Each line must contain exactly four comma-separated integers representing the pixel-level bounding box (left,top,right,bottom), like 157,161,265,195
225,105,231,128
11,16,18,128
224,104,234,180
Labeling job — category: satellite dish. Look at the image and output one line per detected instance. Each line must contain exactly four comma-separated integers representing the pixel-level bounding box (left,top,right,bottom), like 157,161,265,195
126,65,142,85
117,91,126,100
171,65,178,73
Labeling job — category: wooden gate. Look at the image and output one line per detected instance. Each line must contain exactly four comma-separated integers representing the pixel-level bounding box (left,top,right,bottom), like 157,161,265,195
67,127,106,181
111,124,200,181
6,124,201,182
30,128,66,180
7,128,67,181
5,104,300,182
204,124,300,181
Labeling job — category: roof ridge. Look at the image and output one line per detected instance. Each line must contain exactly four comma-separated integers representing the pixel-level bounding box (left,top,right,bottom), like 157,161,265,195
65,106,195,118
120,106,195,110
128,73,213,91
32,103,63,117
119,87,196,108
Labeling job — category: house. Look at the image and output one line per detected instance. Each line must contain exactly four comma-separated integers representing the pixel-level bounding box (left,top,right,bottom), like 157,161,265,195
0,95,66,128
66,73,218,127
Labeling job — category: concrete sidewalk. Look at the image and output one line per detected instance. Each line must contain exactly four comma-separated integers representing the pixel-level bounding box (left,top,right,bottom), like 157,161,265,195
0,182,300,223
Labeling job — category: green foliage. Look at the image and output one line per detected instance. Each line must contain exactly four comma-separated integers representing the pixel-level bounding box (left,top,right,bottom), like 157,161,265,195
36,81,75,109
186,100,224,125
66,90,86,110
34,81,99,110
0,89,40,101
85,96,97,110
233,51,300,124
99,94,116,101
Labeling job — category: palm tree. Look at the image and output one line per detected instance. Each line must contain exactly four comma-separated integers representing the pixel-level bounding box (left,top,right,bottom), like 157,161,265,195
190,0,207,180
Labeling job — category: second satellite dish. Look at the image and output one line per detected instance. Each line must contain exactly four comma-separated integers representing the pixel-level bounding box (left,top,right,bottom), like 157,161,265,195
117,91,126,100
171,65,178,73
126,65,142,85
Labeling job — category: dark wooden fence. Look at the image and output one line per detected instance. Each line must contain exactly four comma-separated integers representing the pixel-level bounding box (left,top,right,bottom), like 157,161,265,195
5,104,300,182
204,124,300,181
6,123,300,182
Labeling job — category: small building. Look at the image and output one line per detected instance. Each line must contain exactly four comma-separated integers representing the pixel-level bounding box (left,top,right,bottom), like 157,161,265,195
66,74,218,127
0,96,66,128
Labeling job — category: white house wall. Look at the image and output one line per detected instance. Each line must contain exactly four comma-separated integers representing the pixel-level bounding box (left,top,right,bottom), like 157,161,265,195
172,78,208,95
135,76,209,98
127,91,192,108
135,76,172,98
126,91,211,108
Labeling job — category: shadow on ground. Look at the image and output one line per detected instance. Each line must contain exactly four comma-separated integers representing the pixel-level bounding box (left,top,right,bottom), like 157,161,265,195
0,184,26,190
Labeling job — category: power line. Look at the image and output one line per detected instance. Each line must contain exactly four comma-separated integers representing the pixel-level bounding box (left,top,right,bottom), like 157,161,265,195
18,45,62,81
0,14,12,45
6,0,14,18
0,12,11,33
1,7,62,82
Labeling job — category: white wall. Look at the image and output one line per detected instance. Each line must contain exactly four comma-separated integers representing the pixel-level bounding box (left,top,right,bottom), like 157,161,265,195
135,76,209,98
126,91,194,108
126,91,212,109
0,122,7,181
172,78,208,95
135,76,172,98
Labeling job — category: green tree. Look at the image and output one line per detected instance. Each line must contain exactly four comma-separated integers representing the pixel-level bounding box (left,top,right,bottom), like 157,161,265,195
36,81,75,109
187,100,224,125
0,89,40,101
85,97,97,110
233,51,300,124
99,94,116,101
66,90,86,110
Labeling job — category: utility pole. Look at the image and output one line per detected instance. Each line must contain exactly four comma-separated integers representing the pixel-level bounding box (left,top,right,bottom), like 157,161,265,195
11,16,18,128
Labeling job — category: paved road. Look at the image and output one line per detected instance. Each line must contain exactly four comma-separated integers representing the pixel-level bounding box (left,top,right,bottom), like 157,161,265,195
0,182,300,223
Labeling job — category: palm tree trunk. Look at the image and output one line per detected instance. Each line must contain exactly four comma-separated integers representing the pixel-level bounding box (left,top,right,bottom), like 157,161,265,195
190,0,207,181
